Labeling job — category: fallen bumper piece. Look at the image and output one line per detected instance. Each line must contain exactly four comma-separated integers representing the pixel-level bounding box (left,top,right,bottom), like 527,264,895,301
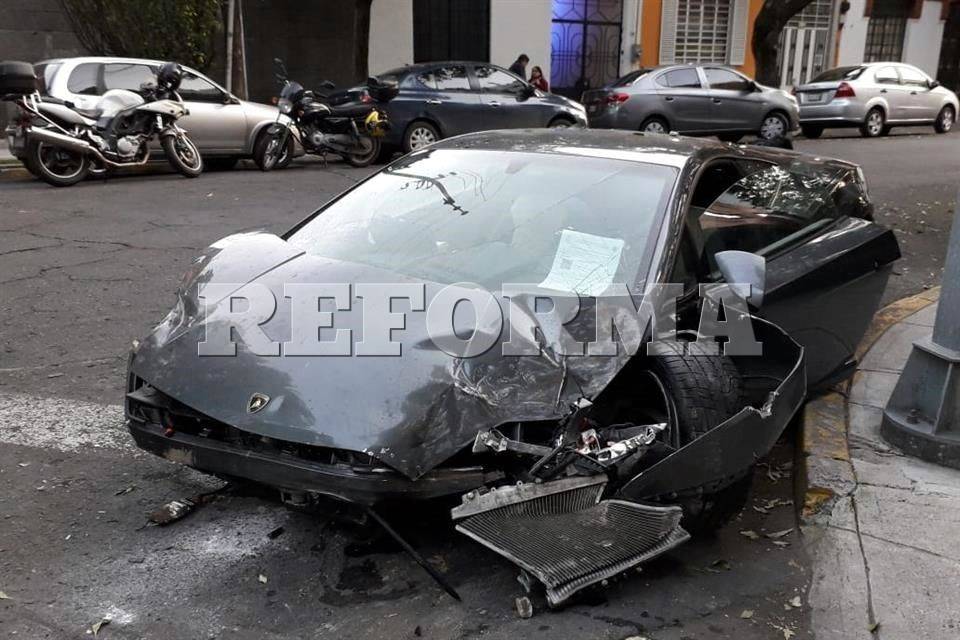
451,476,689,605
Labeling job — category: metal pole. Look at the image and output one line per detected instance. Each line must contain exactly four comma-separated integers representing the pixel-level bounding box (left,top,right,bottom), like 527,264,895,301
882,188,960,468
225,0,235,94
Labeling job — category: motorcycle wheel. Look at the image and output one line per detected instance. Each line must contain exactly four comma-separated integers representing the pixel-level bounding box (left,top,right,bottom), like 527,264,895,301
161,134,203,178
254,131,293,171
28,140,90,187
342,137,380,168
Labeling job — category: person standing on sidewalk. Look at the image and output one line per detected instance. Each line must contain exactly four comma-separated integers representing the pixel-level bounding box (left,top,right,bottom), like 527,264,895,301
509,54,529,79
529,66,549,92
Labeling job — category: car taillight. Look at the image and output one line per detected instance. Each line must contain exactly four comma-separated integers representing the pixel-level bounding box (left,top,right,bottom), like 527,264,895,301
835,82,855,98
606,92,630,105
361,91,373,104
271,96,279,105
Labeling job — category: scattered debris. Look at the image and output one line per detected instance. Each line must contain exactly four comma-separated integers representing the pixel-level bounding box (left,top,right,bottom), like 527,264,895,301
515,596,533,619
46,372,65,379
267,526,285,540
258,574,268,584
148,499,196,526
740,530,760,540
740,610,754,619
789,596,802,608
765,528,794,539
89,617,111,637
0,591,10,600
770,622,796,639
705,559,731,573
772,540,791,548
414,626,422,637
114,486,136,496
65,534,72,541
17,462,29,468
868,621,881,633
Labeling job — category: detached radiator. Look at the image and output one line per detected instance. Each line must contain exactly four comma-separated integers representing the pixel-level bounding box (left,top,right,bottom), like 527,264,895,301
451,476,690,605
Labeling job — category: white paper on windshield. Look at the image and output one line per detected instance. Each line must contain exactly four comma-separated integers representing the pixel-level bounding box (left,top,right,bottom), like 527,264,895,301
538,229,625,296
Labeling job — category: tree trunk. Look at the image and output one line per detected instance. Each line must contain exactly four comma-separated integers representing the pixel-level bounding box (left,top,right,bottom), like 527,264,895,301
355,0,373,80
752,0,818,85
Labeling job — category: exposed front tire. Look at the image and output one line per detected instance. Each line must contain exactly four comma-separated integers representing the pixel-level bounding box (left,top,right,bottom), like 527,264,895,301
640,116,669,134
860,107,885,138
161,134,203,178
403,121,440,153
649,340,749,535
800,124,823,139
934,105,955,134
758,112,789,140
28,140,90,187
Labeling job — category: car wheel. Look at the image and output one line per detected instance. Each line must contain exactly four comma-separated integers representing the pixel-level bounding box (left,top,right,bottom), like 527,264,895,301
548,116,575,128
934,105,955,133
860,107,885,138
758,112,789,140
649,339,749,535
403,121,440,153
640,117,669,134
800,125,823,139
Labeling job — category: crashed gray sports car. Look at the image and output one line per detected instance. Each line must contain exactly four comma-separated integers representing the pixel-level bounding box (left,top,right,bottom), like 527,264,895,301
126,130,899,604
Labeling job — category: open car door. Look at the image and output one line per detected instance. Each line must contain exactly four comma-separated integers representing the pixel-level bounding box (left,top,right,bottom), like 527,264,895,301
687,156,901,387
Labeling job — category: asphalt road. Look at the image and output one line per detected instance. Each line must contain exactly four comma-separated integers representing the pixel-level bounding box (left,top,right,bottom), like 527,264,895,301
0,128,957,639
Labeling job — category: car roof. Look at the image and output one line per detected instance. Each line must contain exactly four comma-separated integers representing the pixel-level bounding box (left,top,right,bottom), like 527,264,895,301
35,56,231,94
381,61,509,75
427,129,858,172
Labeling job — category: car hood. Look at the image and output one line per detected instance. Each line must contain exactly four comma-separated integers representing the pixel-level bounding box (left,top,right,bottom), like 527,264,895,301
130,232,633,479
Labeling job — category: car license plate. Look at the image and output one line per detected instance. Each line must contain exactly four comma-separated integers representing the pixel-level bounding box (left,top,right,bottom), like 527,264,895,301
587,104,600,114
803,92,824,104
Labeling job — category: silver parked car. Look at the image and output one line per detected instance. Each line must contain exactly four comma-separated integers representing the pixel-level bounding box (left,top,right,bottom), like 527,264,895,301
7,56,286,169
796,63,958,138
583,64,799,142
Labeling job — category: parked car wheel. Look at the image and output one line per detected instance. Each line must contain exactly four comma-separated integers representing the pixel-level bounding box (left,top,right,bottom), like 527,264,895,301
640,116,670,134
403,121,440,153
548,116,575,128
800,125,823,139
758,112,789,140
649,340,749,535
934,105,955,134
253,130,294,172
860,107,885,138
342,137,381,168
27,140,90,187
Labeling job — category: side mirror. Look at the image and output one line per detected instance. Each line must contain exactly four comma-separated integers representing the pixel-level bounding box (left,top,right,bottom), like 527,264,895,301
522,83,536,97
714,250,766,308
748,80,760,92
929,79,941,89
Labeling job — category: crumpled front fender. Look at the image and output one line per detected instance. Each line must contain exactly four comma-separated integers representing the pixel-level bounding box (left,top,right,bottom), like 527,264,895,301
617,317,806,500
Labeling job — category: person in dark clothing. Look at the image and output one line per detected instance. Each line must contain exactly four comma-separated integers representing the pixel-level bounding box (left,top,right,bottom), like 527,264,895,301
508,54,529,79
529,66,548,92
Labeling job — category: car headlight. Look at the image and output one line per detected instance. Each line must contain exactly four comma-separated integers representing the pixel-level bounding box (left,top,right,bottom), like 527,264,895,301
279,98,293,115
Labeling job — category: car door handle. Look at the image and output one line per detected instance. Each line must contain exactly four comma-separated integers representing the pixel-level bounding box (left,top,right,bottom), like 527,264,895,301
911,91,918,95
664,96,674,101
713,98,722,103
488,101,502,108
425,98,442,105
880,89,887,93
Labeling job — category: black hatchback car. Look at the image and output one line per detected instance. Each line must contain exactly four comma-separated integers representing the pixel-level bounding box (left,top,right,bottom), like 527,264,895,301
334,61,587,154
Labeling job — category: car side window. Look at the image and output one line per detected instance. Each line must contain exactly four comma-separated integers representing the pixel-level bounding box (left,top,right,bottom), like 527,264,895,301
178,71,224,102
704,68,752,91
103,63,156,92
475,65,525,93
874,66,899,85
656,68,701,88
433,65,470,91
898,66,928,87
67,63,101,95
689,160,848,273
415,71,438,90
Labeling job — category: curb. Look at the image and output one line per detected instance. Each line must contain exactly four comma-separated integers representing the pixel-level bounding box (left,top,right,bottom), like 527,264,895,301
797,285,941,523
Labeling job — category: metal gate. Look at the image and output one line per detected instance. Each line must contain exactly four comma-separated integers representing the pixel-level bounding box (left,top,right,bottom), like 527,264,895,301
937,2,960,92
550,0,623,99
777,0,832,87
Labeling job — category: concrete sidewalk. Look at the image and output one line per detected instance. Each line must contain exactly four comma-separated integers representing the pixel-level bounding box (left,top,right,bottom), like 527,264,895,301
803,289,960,640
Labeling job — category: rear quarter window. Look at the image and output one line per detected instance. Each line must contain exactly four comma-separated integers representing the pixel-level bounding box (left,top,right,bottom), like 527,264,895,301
67,63,100,95
34,63,62,94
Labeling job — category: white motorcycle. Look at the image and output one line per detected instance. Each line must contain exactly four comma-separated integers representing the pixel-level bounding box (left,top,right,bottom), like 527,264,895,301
2,60,202,187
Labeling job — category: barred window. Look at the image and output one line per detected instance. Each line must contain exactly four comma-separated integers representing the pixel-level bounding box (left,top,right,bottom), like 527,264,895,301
864,0,909,62
675,0,731,64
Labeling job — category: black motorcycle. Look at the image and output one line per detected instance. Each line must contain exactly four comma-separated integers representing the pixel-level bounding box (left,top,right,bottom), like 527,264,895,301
254,59,396,171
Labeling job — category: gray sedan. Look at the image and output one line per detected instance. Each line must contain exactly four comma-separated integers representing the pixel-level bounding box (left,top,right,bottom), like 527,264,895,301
795,63,958,138
583,64,799,141
19,56,285,169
